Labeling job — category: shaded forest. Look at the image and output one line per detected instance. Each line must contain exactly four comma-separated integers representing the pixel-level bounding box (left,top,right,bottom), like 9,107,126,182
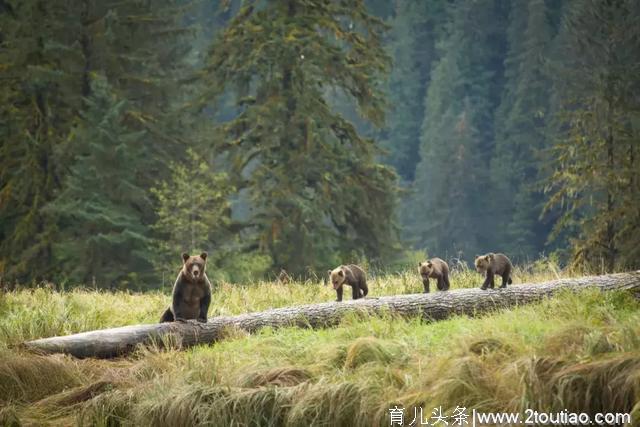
1,0,639,288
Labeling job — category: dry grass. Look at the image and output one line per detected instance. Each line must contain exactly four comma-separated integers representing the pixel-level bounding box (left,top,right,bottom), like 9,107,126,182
0,263,638,426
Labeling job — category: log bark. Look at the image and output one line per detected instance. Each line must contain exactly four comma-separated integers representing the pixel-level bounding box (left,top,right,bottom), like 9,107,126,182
23,271,640,359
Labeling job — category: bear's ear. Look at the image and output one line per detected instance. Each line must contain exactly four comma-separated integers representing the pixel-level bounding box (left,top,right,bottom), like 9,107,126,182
182,253,190,263
418,262,422,267
327,269,332,276
427,261,433,267
485,254,492,261
200,252,207,261
338,270,344,277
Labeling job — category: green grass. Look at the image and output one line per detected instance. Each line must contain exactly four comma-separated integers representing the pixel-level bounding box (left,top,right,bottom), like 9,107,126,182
0,264,639,426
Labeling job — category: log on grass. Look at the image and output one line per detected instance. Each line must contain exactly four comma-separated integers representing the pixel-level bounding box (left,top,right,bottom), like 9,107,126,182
23,271,640,359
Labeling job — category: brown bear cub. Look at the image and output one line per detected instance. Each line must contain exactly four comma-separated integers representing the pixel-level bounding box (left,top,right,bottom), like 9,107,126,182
327,264,368,302
474,253,513,290
418,257,450,293
160,252,212,323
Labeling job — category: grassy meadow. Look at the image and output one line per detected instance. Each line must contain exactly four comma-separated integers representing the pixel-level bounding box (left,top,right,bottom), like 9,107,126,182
1,262,639,426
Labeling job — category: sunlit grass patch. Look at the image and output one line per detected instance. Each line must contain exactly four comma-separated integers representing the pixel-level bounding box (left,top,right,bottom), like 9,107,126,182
0,288,167,347
343,336,406,369
1,268,639,425
0,261,579,349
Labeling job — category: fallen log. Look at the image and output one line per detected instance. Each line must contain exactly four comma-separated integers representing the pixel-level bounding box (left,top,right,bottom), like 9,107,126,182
23,271,640,359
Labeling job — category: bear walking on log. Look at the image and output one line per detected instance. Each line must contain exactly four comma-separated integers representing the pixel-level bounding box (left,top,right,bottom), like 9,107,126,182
328,264,368,302
160,252,212,323
418,258,450,293
474,253,513,290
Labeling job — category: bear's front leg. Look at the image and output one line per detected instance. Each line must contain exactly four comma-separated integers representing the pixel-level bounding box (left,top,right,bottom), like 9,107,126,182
198,292,211,323
480,271,493,290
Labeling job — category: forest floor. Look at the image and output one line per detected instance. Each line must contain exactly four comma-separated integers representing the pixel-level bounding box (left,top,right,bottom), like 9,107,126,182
0,263,639,426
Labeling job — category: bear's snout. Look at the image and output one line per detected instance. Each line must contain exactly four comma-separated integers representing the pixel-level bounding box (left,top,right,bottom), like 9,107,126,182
192,266,201,277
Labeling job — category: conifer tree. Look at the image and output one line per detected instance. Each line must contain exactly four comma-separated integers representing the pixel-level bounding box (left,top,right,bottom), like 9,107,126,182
382,0,447,182
0,1,85,281
406,0,509,259
490,0,558,259
151,149,235,282
47,76,153,288
543,0,640,271
200,0,399,274
0,1,199,284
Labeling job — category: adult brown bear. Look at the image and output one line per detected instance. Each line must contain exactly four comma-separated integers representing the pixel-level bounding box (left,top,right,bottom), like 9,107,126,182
160,252,212,322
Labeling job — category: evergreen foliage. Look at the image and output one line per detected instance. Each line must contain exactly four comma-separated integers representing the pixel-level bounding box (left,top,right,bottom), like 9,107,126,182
1,0,639,285
406,0,509,259
200,0,399,275
490,0,558,259
381,0,445,182
0,1,85,281
0,0,200,285
543,0,640,271
151,149,235,282
46,76,153,288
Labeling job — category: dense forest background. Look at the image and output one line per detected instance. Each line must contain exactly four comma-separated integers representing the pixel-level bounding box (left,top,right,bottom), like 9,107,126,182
0,0,638,288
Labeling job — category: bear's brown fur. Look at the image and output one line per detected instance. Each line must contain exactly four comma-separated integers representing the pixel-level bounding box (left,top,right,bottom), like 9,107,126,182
160,252,212,322
474,252,513,290
418,257,450,293
327,264,368,302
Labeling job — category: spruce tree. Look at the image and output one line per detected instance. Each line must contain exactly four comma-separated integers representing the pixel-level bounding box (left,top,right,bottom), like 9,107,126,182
200,0,399,274
490,0,558,260
47,76,153,288
543,0,640,271
0,1,199,284
406,0,509,260
151,149,235,283
382,0,447,182
0,1,85,281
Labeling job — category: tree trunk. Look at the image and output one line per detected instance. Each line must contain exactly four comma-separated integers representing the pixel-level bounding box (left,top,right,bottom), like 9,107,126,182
23,272,640,359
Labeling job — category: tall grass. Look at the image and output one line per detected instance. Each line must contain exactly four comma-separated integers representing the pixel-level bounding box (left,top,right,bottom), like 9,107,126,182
0,258,569,346
0,264,638,426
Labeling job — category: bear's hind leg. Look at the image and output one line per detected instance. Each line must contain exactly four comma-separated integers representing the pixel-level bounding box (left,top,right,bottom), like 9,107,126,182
352,285,361,300
361,281,368,297
443,274,450,291
500,272,509,288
